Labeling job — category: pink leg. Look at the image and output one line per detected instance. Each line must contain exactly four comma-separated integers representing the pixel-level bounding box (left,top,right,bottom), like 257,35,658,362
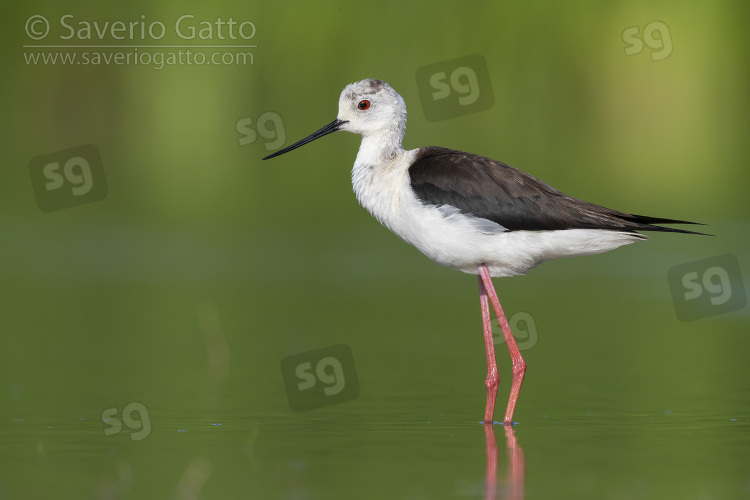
479,273,499,423
478,264,527,425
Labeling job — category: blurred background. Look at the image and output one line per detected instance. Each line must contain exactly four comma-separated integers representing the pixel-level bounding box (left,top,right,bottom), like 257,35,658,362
1,1,748,498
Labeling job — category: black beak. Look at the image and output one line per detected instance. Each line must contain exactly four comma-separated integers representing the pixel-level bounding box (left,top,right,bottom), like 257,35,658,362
262,119,348,160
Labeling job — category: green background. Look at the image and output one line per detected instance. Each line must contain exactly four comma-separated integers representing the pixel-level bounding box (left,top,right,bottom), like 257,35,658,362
1,1,749,498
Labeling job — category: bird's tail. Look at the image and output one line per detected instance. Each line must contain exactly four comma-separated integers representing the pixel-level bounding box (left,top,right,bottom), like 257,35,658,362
624,214,711,236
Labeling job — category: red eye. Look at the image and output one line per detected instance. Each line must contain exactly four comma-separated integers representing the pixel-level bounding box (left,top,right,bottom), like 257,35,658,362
358,100,371,110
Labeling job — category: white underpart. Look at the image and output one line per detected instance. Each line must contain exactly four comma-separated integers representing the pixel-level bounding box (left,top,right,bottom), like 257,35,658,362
338,80,644,278
351,146,642,277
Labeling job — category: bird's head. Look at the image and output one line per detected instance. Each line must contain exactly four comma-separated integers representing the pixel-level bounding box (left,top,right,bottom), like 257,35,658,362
263,79,406,160
336,79,406,136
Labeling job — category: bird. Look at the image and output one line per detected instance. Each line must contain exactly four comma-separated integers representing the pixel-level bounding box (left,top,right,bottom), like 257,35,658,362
262,78,705,425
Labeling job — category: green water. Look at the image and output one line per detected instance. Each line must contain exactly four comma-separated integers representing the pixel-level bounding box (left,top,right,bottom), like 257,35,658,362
2,227,749,498
2,1,749,498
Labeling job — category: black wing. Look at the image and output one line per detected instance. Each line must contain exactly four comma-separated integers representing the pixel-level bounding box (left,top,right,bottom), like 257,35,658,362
408,147,707,234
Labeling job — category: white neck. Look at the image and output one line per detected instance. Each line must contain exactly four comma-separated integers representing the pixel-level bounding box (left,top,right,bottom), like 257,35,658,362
350,126,414,233
353,128,405,168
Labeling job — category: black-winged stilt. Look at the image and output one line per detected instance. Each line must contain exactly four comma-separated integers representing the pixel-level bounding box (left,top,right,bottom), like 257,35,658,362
263,79,705,425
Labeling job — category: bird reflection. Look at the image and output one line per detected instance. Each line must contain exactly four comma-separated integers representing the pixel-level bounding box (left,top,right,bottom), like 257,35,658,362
484,424,525,500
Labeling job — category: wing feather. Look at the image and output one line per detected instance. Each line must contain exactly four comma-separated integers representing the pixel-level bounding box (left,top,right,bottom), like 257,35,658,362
408,147,706,235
